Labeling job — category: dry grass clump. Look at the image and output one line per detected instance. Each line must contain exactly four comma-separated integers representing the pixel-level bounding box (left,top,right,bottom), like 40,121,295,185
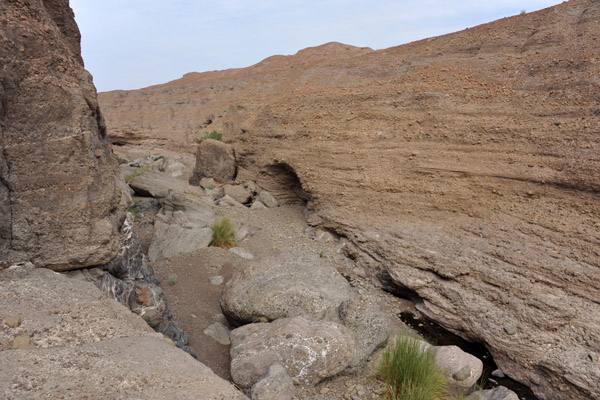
210,217,237,248
376,333,448,400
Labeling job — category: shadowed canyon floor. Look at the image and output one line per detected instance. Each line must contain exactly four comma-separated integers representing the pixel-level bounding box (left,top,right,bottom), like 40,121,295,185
99,1,600,399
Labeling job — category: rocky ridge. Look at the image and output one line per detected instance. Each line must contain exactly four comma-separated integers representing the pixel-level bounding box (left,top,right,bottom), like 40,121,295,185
99,1,600,399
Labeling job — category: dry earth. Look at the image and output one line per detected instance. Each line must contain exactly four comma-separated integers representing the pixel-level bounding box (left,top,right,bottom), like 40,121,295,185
100,1,600,399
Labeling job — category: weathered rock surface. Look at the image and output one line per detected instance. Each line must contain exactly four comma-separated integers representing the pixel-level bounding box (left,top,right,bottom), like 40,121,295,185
129,170,197,199
230,317,356,388
434,345,484,392
258,190,278,208
221,253,354,324
339,295,391,368
148,220,212,262
0,0,121,270
0,264,246,399
189,139,236,184
99,2,600,399
159,191,214,227
224,184,253,204
250,363,296,400
467,386,519,400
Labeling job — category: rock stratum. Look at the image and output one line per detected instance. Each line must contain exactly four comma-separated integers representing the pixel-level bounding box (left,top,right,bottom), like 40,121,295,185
0,0,121,270
99,1,600,399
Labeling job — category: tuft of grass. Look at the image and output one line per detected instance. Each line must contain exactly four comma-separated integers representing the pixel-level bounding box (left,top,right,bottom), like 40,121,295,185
376,333,448,400
127,206,140,218
319,250,326,258
167,273,178,286
125,166,152,183
210,217,237,248
153,155,164,161
205,184,216,190
200,130,223,142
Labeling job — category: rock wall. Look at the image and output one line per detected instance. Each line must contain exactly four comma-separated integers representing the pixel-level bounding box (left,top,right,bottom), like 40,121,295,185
98,1,600,399
0,0,121,270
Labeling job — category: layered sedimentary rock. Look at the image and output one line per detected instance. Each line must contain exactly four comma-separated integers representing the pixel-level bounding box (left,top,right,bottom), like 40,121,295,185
0,0,121,270
99,1,600,399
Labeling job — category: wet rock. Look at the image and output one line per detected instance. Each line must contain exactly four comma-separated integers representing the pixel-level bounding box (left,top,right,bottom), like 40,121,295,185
434,345,483,392
258,190,279,208
230,317,356,388
339,295,391,368
189,139,236,184
221,252,354,324
224,184,253,204
466,386,519,400
130,198,161,215
251,363,296,400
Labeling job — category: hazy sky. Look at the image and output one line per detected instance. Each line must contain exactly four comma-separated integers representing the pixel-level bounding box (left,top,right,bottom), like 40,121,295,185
70,0,562,92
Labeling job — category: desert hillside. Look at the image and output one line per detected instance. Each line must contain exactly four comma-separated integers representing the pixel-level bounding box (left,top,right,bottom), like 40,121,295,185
98,1,600,400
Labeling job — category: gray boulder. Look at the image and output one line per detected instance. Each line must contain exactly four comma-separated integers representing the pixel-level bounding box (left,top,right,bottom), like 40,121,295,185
148,220,212,262
219,194,247,208
189,139,236,184
466,386,519,400
130,198,161,215
224,184,253,204
258,190,279,208
0,265,246,399
129,170,198,199
221,253,354,324
159,191,214,228
250,201,267,210
339,295,391,368
230,317,356,388
434,345,483,392
251,363,296,400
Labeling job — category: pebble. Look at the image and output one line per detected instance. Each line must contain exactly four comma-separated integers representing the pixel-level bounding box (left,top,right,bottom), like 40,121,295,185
13,335,35,350
504,326,517,335
491,368,506,378
5,315,21,328
588,353,599,363
209,275,224,285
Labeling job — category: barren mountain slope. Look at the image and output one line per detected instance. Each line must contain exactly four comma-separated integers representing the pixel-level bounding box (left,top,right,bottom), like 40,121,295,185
99,1,600,399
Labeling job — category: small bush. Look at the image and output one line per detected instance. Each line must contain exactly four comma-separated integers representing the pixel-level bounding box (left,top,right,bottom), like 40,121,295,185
210,217,237,248
520,10,526,15
200,130,223,142
167,273,178,286
376,333,448,400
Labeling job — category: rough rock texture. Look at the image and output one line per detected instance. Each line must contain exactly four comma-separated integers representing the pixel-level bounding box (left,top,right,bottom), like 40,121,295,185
230,317,356,388
129,170,198,199
0,264,247,399
100,2,600,399
224,184,253,204
250,363,296,400
221,253,355,324
0,0,121,270
467,386,519,400
81,213,196,356
434,345,484,392
189,139,236,184
339,295,391,368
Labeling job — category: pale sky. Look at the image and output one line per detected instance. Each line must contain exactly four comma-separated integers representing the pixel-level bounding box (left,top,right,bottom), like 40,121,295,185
70,0,563,92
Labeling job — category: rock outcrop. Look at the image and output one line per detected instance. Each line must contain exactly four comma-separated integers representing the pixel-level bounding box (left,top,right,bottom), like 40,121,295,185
0,264,247,399
99,1,600,398
0,0,121,270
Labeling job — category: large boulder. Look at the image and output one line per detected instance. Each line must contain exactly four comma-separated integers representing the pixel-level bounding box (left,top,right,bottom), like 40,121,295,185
128,170,198,199
189,139,236,184
148,220,212,262
221,253,355,324
250,363,296,400
0,0,121,270
434,345,484,393
230,317,356,388
0,264,246,399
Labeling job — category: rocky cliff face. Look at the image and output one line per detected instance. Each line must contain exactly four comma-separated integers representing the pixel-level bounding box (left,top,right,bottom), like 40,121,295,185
99,1,600,399
0,0,121,270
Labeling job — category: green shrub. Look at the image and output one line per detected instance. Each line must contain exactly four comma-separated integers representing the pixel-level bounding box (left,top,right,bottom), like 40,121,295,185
126,206,140,218
200,130,223,142
376,333,448,400
167,273,178,286
210,217,237,248
319,250,326,258
153,155,164,161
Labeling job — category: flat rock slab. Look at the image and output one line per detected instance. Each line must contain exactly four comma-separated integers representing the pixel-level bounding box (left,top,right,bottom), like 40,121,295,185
230,317,356,388
148,221,212,262
129,170,198,199
221,252,354,323
0,265,245,399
